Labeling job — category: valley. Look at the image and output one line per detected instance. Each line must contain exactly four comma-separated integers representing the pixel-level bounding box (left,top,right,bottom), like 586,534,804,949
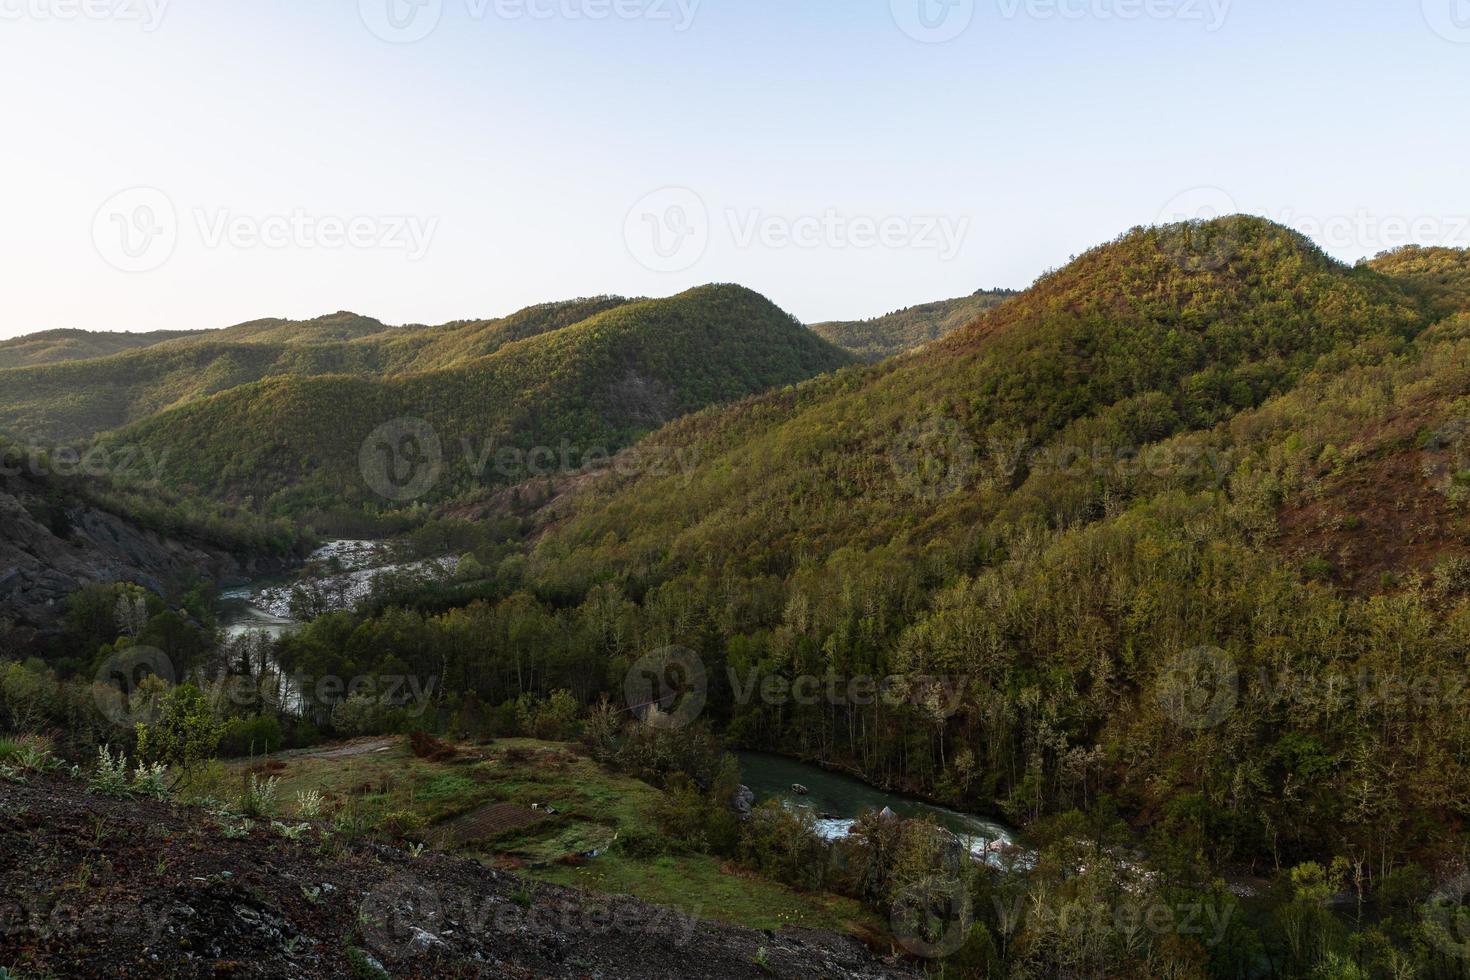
7,219,1470,978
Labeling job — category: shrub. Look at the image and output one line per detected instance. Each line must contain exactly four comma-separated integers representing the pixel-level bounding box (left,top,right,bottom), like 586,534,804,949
135,684,223,778
295,789,326,820
132,761,171,800
408,730,457,762
88,745,132,797
239,773,280,819
614,824,669,859
0,735,60,772
379,809,426,841
219,714,284,758
331,693,391,736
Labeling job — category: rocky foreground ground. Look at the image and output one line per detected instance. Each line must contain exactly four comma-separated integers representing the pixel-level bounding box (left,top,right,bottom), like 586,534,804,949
0,773,918,979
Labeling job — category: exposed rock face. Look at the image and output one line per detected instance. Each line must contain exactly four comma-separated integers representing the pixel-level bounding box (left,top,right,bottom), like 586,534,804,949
0,470,266,628
732,784,755,821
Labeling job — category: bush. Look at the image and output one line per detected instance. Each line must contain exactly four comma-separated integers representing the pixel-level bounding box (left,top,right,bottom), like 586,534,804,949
331,693,391,736
614,824,670,859
239,773,280,819
408,730,457,762
219,714,285,757
739,800,830,891
295,789,326,820
88,744,132,797
379,809,426,841
135,684,223,778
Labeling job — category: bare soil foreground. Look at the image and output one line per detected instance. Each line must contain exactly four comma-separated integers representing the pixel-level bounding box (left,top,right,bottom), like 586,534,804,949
0,773,917,979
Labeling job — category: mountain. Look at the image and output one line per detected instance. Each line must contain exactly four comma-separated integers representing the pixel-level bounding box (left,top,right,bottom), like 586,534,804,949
97,285,854,520
480,217,1470,869
809,288,1017,362
0,327,195,370
0,300,636,444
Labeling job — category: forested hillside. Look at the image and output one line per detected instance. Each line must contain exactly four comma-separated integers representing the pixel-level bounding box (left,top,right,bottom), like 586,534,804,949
282,217,1470,871
0,300,635,443
15,218,1470,976
95,285,853,522
0,328,195,369
809,288,1017,362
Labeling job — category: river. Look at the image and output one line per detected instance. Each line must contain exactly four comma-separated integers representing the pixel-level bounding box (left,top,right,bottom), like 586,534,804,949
738,751,1024,868
217,540,457,641
217,543,1025,865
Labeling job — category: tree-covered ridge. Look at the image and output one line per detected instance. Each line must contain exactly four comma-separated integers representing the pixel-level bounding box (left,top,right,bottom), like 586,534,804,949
0,328,197,370
533,218,1425,589
808,288,1017,362
0,298,637,443
1367,243,1470,320
98,284,854,522
459,217,1470,863
207,220,1470,977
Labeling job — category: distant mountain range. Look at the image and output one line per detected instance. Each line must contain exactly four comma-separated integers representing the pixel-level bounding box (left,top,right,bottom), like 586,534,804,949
809,288,1017,362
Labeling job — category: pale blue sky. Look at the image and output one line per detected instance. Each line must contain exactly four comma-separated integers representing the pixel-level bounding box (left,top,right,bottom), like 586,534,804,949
1,0,1467,338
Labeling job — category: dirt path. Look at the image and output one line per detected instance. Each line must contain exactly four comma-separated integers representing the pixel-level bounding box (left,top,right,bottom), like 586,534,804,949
272,736,399,761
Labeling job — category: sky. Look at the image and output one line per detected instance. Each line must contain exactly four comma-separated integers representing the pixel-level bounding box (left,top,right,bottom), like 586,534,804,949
1,0,1468,339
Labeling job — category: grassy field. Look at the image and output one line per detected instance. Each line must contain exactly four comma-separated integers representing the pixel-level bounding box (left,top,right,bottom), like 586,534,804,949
211,736,878,936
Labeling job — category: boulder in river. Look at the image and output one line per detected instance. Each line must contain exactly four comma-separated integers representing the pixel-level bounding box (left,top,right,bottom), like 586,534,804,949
732,785,755,821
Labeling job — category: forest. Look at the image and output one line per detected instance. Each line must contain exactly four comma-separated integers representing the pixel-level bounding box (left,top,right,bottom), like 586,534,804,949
9,219,1470,976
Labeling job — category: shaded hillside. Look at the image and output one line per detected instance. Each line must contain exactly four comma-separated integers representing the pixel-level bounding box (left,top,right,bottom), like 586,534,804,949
0,300,635,443
0,772,914,979
809,288,1016,362
0,438,295,628
101,285,854,519
0,328,194,370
